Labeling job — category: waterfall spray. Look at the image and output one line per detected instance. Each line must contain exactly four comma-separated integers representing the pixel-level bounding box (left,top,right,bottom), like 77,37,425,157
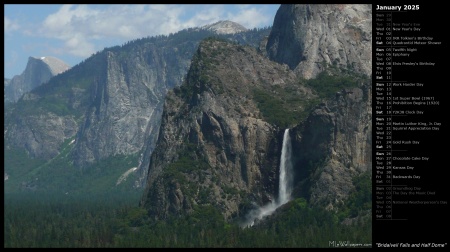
242,128,293,227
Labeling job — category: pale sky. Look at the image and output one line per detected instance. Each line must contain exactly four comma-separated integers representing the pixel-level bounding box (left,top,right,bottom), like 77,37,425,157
4,4,280,79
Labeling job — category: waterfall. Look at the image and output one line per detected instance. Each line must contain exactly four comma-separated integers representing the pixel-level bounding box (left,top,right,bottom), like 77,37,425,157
278,128,293,205
241,128,293,227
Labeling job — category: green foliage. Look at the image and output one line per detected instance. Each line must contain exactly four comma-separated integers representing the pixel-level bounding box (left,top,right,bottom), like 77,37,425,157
223,185,239,196
80,154,141,192
164,143,209,178
253,86,319,128
336,171,372,221
122,207,149,227
305,71,361,100
203,36,229,43
174,80,197,101
173,49,209,102
4,191,371,248
4,139,140,194
14,97,70,117
162,142,210,199
3,146,47,193
41,97,72,115
293,197,308,209
4,191,141,248
248,198,371,247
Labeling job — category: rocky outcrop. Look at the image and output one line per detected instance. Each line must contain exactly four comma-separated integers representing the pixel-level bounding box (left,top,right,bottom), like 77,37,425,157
200,20,248,34
292,81,372,209
267,4,372,79
4,112,78,159
4,56,70,103
141,38,314,220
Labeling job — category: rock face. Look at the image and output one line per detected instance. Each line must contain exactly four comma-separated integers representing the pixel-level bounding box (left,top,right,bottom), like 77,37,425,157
5,113,78,159
292,82,372,209
140,38,314,220
4,56,70,103
267,4,372,79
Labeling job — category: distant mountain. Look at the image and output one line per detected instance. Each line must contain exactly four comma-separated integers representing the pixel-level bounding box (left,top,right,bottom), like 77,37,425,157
200,20,248,34
40,56,70,75
4,56,70,103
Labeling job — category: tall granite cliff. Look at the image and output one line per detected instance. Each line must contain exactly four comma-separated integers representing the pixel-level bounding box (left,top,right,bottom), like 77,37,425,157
4,56,70,103
267,4,372,79
291,81,372,209
71,39,197,169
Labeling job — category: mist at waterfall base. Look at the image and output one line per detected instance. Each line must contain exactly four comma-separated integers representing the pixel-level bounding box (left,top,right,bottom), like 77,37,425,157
241,129,293,228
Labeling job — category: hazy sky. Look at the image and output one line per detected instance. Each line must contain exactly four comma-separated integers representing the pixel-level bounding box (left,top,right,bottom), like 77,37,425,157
4,4,280,79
